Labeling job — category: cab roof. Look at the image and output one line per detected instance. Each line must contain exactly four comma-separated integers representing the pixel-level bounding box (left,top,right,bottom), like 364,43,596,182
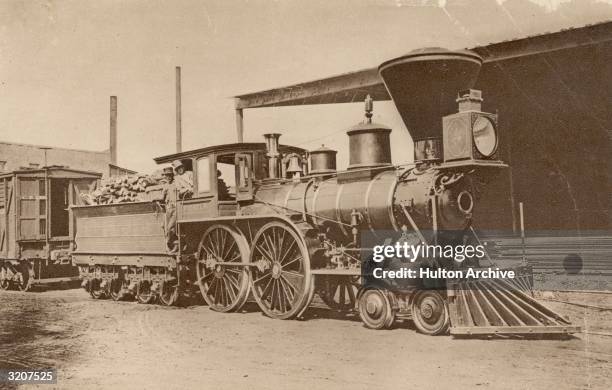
153,142,306,165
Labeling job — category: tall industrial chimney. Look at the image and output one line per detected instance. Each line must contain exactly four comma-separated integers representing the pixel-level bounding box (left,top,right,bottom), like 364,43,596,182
110,96,117,165
176,66,182,153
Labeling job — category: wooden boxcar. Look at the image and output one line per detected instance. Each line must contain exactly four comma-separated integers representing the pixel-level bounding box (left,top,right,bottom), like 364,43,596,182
0,167,100,290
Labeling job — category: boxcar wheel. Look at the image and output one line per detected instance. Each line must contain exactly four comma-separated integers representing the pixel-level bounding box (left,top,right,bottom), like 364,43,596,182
109,278,127,301
358,289,396,329
159,280,179,306
89,279,107,299
136,280,157,304
411,290,450,335
250,221,313,320
196,225,251,313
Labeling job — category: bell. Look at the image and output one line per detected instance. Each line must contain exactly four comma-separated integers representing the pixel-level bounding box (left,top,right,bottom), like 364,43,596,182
286,155,302,176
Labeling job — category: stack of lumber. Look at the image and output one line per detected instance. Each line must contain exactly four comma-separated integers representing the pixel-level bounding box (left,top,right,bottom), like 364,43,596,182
81,172,167,205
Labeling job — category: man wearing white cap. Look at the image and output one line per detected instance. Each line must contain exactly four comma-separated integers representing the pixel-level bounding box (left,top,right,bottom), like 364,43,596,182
161,167,179,254
172,160,193,199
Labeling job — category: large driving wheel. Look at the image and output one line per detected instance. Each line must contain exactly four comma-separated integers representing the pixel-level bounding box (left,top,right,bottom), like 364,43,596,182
358,289,396,329
250,221,314,320
196,225,250,312
411,290,450,335
317,275,359,312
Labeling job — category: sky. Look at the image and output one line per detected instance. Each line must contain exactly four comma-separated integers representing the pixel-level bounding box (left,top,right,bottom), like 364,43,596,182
1,0,611,173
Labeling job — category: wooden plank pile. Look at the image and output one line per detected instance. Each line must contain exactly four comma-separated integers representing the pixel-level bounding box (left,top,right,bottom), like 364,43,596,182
81,172,168,205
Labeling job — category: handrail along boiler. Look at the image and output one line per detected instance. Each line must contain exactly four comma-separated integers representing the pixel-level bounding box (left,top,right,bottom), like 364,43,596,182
72,49,579,336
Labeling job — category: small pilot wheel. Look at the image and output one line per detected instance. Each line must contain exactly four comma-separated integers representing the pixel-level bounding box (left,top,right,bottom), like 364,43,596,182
317,275,359,312
358,289,396,330
411,290,450,335
159,279,179,306
196,224,251,313
136,280,157,304
89,279,107,299
250,221,313,320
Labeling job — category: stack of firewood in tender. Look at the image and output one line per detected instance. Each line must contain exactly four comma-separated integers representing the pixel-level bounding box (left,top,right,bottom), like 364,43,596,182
81,171,168,205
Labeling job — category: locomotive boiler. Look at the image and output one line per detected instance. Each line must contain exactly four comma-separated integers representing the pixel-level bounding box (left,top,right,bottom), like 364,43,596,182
72,48,579,336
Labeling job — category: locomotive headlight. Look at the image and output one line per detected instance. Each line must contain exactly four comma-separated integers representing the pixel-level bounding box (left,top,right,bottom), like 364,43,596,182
472,116,497,157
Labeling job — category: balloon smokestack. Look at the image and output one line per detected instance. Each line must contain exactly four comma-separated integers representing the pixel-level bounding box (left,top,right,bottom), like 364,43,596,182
378,48,483,142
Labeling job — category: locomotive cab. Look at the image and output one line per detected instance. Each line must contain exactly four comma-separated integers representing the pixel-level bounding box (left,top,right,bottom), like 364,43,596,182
154,142,307,219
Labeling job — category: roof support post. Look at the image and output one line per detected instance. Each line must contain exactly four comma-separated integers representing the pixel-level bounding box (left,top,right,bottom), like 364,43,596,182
235,99,244,143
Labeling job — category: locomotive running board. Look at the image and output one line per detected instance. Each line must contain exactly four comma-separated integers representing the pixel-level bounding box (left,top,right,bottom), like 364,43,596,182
447,272,581,336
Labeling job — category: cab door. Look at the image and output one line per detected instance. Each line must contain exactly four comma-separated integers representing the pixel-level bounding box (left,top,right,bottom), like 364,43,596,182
177,155,217,220
235,153,253,202
17,177,47,240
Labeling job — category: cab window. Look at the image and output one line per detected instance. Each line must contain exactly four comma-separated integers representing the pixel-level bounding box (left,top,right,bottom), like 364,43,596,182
196,157,211,194
216,154,237,201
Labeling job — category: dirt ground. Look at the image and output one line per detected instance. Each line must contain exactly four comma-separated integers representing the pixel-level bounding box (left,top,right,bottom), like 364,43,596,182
1,288,611,390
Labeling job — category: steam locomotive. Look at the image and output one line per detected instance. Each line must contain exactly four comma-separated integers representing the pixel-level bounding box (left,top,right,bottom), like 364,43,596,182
71,49,578,336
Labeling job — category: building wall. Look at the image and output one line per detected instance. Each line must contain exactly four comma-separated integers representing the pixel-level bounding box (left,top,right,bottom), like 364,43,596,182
0,142,112,177
474,43,611,233
608,130,612,228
